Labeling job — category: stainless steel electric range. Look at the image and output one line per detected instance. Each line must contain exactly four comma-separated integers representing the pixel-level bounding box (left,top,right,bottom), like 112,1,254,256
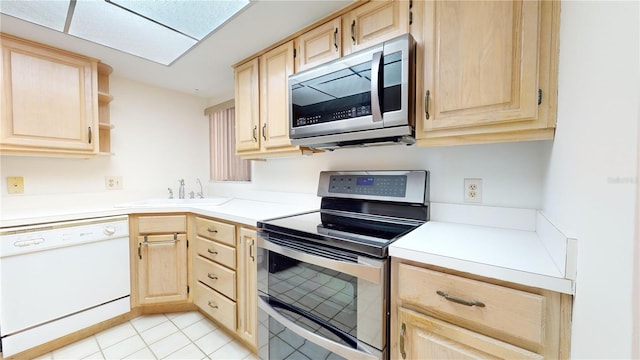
256,170,429,360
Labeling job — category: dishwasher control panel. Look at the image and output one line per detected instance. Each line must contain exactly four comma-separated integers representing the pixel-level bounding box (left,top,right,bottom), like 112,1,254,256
0,216,129,257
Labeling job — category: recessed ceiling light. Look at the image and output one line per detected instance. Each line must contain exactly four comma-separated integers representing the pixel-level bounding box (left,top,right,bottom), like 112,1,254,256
0,0,250,65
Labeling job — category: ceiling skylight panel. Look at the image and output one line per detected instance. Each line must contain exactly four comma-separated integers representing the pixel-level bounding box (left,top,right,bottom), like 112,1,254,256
0,0,70,32
69,0,196,65
106,0,250,40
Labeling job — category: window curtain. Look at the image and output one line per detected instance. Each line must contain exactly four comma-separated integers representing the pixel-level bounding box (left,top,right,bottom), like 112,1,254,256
209,107,251,181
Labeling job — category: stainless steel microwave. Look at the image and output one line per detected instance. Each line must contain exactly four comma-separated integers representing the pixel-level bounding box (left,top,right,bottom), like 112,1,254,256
289,34,415,150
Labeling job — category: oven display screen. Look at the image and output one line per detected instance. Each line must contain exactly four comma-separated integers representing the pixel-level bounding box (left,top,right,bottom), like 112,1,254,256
356,176,374,186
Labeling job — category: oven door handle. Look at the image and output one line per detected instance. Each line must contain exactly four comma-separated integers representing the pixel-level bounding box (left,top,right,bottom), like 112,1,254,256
259,236,383,284
258,295,379,360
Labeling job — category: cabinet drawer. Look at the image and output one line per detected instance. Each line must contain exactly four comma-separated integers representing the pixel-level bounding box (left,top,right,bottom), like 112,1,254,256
195,217,235,246
194,281,236,331
195,236,236,269
194,255,236,300
138,215,187,234
397,264,545,347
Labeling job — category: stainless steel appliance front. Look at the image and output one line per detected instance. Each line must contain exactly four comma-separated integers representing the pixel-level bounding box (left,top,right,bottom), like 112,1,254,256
288,34,415,149
257,233,386,360
256,170,429,360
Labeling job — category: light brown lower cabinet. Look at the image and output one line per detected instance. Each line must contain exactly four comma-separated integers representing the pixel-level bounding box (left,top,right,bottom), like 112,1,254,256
190,215,258,351
133,215,189,305
391,259,573,360
128,214,258,352
398,308,542,359
237,227,258,350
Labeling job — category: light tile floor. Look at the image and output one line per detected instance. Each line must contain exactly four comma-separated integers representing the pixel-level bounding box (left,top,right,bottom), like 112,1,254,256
35,311,256,360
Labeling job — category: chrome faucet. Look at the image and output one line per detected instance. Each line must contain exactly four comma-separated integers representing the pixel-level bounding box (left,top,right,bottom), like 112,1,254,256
168,188,173,199
178,179,185,199
196,178,204,199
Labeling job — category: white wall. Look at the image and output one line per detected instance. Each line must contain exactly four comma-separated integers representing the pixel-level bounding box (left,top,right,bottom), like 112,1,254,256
0,76,210,215
209,141,551,209
541,1,639,358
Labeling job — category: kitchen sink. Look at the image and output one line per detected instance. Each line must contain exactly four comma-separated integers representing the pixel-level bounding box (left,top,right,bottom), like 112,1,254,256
117,197,231,208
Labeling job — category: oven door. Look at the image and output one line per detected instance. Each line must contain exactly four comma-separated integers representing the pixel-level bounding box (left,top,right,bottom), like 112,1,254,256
257,232,387,360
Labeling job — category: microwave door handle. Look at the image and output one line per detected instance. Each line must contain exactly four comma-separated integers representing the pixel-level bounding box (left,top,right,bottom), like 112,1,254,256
258,296,378,360
371,50,384,122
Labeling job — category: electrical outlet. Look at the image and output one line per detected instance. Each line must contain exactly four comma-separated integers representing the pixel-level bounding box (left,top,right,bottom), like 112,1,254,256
105,176,123,190
464,178,482,203
7,176,24,194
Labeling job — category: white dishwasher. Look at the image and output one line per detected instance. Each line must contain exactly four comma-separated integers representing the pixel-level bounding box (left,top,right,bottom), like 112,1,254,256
0,215,131,357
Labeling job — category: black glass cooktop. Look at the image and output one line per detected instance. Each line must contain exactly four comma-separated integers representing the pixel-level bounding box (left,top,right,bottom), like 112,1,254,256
258,209,425,258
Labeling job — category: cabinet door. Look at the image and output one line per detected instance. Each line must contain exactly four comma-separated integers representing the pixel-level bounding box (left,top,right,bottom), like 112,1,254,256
137,234,188,304
260,41,296,151
237,227,257,350
342,0,410,55
419,0,541,134
296,18,342,72
396,307,541,360
1,35,98,154
234,58,260,152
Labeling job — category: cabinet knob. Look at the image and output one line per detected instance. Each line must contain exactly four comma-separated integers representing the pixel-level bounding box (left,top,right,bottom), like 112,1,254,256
207,249,218,255
207,273,218,280
207,301,218,309
207,227,218,234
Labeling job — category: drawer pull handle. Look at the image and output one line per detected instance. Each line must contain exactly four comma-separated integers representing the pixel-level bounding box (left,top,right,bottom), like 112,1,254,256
207,228,218,234
207,273,218,280
436,290,485,308
207,249,218,255
400,323,407,359
207,301,218,309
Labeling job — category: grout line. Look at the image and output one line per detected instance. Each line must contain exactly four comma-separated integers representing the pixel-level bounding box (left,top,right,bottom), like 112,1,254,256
129,316,161,360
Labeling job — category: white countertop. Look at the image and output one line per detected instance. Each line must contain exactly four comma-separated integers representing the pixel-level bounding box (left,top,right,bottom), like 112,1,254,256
390,203,576,294
0,195,320,228
1,197,575,295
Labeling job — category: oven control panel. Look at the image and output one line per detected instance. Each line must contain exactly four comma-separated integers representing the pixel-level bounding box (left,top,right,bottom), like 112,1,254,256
327,174,407,197
318,170,429,204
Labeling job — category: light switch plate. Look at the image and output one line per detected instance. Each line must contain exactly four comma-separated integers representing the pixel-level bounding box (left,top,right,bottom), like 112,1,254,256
7,176,24,194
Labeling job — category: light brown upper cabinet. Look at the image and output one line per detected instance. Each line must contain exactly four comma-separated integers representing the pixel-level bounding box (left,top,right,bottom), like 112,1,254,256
97,62,114,155
259,42,298,151
0,33,99,157
415,0,560,146
235,58,260,153
235,41,300,159
342,0,411,56
295,1,411,72
296,18,342,73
